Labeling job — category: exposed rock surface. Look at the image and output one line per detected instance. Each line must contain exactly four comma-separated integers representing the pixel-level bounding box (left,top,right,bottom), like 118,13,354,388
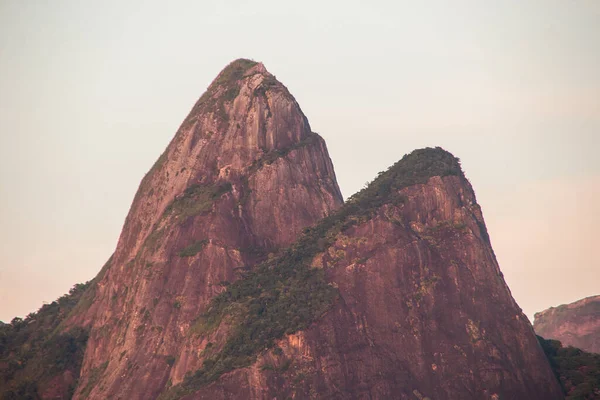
534,295,600,354
70,59,343,400
161,149,563,400
0,59,564,400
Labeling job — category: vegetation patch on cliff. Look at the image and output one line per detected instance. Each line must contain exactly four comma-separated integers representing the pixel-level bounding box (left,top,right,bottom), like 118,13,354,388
0,283,92,399
178,240,209,257
165,182,232,220
214,59,258,87
159,147,463,399
538,336,600,399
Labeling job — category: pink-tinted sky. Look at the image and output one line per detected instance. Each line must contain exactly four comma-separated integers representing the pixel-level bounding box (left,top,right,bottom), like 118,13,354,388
0,0,598,322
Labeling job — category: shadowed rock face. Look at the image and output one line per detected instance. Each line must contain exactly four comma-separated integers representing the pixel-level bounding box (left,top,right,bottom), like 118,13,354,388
70,59,343,400
534,295,600,354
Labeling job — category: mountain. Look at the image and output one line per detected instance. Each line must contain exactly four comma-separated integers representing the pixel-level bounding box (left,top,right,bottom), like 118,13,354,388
534,295,600,354
1,59,563,399
70,59,343,399
0,284,90,399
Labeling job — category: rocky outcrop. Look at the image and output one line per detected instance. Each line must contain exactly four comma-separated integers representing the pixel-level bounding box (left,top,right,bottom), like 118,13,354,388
534,295,600,354
161,148,563,400
70,59,343,400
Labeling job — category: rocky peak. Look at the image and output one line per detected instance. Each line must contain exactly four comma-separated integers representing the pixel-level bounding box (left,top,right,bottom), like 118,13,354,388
105,58,340,272
534,295,600,353
69,59,343,399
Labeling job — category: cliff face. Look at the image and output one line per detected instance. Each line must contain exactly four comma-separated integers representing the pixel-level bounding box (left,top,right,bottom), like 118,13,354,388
1,59,563,400
160,149,563,400
71,59,343,400
534,295,600,354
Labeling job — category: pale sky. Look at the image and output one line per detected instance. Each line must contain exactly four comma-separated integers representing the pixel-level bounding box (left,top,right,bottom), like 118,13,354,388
0,0,598,322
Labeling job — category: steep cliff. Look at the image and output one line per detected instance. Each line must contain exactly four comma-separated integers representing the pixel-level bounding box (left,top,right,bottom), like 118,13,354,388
538,336,600,399
0,59,564,400
535,295,600,354
69,59,343,399
160,148,563,400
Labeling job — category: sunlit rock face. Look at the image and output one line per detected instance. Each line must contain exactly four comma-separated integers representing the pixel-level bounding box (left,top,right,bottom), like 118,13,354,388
57,60,561,400
535,295,600,354
71,59,343,400
174,150,562,400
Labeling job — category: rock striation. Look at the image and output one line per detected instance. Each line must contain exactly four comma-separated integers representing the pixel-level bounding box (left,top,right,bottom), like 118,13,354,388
534,295,600,354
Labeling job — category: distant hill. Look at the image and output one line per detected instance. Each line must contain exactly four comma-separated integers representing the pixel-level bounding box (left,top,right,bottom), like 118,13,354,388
535,295,600,354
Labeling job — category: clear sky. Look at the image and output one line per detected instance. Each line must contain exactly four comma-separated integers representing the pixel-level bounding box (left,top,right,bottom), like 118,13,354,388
0,0,598,322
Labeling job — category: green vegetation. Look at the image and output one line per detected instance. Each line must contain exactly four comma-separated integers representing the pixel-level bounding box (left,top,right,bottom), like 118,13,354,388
248,132,320,174
0,283,92,399
165,182,232,220
213,59,258,87
538,336,600,399
138,183,230,257
178,240,209,257
159,147,463,399
260,359,291,372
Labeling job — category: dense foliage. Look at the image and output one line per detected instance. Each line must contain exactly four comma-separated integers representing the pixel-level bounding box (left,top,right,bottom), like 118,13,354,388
0,283,91,399
159,147,463,399
538,336,600,399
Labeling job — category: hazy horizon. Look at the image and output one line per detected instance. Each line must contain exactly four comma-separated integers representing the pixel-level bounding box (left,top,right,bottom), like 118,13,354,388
1,0,598,323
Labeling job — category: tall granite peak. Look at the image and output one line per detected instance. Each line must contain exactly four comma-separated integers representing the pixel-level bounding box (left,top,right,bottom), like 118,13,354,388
67,59,343,399
534,295,600,354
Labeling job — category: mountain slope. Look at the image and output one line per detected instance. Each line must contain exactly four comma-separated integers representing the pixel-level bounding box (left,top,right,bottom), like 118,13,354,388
0,283,91,399
535,295,600,354
160,147,563,400
69,59,343,399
